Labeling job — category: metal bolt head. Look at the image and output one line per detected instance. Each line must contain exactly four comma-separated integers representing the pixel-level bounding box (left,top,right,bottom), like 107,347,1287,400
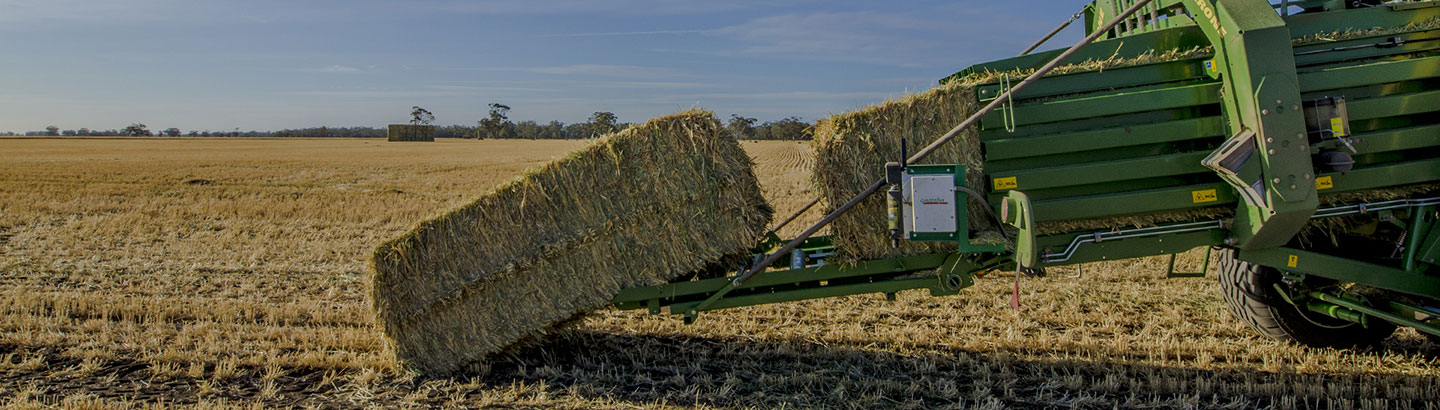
1262,109,1269,115
1300,145,1307,152
1272,177,1281,184
1298,134,1305,140
1266,137,1274,143
1305,173,1312,180
1268,149,1276,155
1290,184,1297,190
1293,105,1300,110
1276,99,1283,104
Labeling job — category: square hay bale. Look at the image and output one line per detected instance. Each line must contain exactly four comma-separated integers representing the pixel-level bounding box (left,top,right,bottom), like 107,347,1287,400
388,124,435,142
370,109,772,375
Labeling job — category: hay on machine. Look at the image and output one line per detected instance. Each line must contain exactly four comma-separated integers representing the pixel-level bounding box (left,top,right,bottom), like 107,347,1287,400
369,109,773,375
387,124,436,142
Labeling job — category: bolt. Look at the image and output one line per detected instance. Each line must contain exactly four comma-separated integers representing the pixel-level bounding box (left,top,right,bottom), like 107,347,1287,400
1276,99,1283,105
1290,184,1297,190
1298,134,1305,140
1268,149,1276,155
1266,137,1274,143
1305,173,1312,180
1262,109,1269,115
1272,177,1281,184
1301,145,1307,152
1293,105,1300,110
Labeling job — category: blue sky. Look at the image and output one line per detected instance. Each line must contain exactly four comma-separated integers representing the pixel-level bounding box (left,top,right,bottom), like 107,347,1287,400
0,0,1087,132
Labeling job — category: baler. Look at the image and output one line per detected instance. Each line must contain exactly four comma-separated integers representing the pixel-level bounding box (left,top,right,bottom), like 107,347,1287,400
612,0,1440,347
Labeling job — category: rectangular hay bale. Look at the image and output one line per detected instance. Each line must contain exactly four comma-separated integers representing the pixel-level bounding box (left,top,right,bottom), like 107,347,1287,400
370,109,772,375
388,124,436,142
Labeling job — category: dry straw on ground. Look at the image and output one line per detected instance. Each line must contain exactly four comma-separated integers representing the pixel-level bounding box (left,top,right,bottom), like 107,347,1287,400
370,109,773,374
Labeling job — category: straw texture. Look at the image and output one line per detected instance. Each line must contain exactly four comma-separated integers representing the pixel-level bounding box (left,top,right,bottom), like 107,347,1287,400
370,109,772,374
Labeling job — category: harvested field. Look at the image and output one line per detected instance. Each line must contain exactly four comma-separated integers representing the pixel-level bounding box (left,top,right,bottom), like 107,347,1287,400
0,138,1437,409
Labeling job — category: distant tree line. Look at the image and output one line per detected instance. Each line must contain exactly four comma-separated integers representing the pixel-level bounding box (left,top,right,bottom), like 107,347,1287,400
13,104,813,140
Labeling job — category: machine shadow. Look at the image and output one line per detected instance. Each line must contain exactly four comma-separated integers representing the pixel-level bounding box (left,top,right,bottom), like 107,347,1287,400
471,326,1440,409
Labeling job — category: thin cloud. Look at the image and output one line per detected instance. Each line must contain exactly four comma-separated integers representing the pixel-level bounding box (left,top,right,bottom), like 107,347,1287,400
529,64,690,79
301,65,363,73
539,29,714,38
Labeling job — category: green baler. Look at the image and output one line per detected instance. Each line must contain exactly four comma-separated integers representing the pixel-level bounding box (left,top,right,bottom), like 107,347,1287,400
613,0,1440,347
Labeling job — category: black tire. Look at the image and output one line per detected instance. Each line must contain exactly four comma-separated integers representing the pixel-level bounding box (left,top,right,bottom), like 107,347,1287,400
1216,248,1395,347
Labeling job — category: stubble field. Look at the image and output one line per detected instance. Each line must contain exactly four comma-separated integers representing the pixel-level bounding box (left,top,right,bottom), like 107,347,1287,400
0,137,1436,409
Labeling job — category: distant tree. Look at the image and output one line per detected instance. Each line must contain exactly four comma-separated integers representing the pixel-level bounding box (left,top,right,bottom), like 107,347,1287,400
61,129,77,136
477,103,511,139
513,120,543,140
544,120,564,139
163,127,182,137
410,106,435,125
188,131,199,137
44,125,59,136
77,128,90,136
587,111,618,137
727,114,757,139
756,117,810,140
121,123,151,137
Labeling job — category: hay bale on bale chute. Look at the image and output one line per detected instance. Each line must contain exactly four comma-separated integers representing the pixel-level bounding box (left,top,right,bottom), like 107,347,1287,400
388,124,435,142
370,109,772,375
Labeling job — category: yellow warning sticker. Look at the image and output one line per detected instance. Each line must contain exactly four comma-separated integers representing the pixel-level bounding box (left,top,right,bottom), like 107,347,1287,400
1315,176,1333,190
1330,117,1346,137
1191,189,1218,203
1287,255,1298,268
993,176,1017,190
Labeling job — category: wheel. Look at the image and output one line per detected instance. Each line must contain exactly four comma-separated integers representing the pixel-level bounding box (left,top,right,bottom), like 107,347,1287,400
1216,248,1395,347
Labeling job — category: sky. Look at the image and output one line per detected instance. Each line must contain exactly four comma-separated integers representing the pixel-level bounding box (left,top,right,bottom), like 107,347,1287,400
0,0,1088,133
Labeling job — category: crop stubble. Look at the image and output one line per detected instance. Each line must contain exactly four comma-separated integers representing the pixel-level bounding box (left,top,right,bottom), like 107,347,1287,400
0,138,1436,409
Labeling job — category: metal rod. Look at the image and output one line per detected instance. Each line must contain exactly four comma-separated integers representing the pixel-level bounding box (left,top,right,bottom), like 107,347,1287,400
1309,292,1440,337
907,0,1155,166
1019,11,1085,56
729,0,1157,289
769,197,821,233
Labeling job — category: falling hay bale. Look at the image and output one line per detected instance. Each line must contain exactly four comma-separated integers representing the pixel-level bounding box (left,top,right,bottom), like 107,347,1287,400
370,109,772,375
387,124,435,142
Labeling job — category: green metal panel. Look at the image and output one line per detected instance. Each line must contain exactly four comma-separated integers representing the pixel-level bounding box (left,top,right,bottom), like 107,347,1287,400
1346,89,1440,121
1316,158,1440,195
974,59,1211,102
984,117,1225,161
978,83,1221,129
1312,123,1440,154
992,151,1210,191
1296,55,1440,92
1032,182,1234,222
1284,3,1440,40
1240,247,1440,299
1035,228,1226,267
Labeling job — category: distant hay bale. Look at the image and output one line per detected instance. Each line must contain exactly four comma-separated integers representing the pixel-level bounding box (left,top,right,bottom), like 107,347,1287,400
388,124,435,142
370,109,772,375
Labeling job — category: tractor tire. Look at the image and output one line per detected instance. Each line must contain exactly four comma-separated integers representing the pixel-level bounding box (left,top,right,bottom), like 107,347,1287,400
1216,248,1395,348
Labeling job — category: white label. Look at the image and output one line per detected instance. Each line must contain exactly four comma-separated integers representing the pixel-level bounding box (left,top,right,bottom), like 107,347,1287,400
909,175,957,233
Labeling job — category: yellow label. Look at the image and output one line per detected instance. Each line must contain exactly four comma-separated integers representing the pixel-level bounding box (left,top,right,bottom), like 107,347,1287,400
993,176,1017,190
1191,189,1218,203
1287,255,1298,268
1315,176,1333,190
1330,117,1346,136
